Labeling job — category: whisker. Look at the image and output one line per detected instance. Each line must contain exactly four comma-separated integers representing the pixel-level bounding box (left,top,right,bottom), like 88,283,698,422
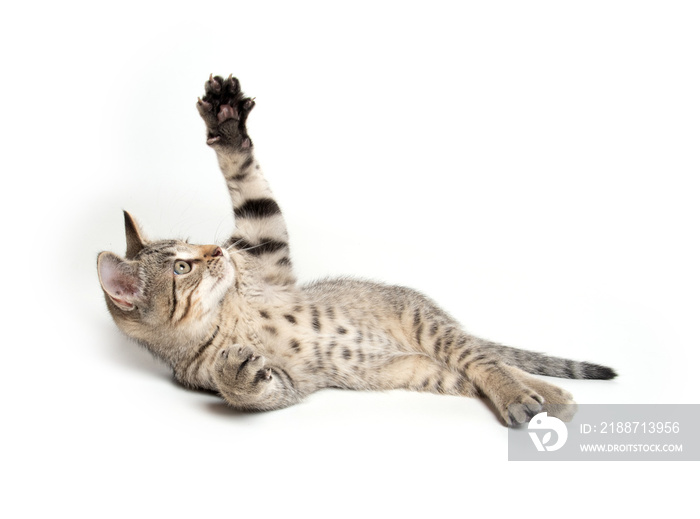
224,238,245,251
229,240,273,255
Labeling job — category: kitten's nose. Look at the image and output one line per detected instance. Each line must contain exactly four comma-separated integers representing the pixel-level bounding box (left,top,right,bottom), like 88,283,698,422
211,246,223,257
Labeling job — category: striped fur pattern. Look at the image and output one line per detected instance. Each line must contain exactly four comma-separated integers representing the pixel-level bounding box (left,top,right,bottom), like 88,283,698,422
97,75,617,426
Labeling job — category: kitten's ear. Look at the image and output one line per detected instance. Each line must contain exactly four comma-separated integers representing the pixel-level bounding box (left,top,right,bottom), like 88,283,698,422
124,210,147,259
97,252,144,312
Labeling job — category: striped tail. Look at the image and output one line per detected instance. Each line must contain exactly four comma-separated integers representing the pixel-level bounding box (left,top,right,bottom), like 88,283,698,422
482,343,618,380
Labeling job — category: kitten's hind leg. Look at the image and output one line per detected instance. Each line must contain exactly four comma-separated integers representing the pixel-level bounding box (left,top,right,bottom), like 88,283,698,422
433,336,577,425
455,355,577,425
467,361,546,426
505,365,578,422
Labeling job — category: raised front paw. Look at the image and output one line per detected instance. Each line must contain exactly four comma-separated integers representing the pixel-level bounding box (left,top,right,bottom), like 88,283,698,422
214,345,272,397
197,74,255,151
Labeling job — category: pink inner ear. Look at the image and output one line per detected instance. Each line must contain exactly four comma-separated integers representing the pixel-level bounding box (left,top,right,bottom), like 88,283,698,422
109,295,135,309
98,254,142,308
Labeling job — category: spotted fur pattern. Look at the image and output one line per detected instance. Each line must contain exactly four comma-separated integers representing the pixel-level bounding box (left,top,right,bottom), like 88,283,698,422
97,75,617,426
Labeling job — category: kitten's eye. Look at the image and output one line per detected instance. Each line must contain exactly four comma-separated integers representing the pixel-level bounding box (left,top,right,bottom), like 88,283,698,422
173,260,192,275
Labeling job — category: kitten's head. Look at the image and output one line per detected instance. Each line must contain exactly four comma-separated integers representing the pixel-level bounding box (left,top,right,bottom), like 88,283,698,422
97,212,235,349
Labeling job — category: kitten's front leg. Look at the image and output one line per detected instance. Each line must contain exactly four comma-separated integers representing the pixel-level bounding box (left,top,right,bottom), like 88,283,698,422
197,75,294,286
213,345,301,411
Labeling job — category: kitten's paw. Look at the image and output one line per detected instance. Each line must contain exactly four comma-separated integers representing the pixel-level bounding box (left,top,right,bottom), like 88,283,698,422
214,345,272,396
197,74,255,151
526,378,578,422
503,392,545,426
504,373,578,425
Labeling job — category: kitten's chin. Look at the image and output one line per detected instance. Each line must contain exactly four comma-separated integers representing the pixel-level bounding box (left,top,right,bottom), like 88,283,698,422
210,262,235,302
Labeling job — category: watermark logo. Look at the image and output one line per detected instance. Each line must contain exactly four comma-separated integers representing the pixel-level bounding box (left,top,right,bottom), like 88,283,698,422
509,405,700,461
528,412,568,452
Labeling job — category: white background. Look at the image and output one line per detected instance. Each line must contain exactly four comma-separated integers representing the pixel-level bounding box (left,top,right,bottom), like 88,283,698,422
2,1,699,517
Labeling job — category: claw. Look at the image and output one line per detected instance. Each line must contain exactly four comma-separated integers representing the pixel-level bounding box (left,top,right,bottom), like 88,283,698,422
224,75,240,95
207,136,221,145
197,98,212,111
208,73,221,93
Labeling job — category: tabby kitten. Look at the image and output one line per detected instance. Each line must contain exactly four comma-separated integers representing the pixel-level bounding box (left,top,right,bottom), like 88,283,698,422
97,75,616,426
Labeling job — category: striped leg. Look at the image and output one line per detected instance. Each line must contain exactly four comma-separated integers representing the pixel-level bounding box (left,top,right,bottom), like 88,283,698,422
197,75,295,286
402,297,578,425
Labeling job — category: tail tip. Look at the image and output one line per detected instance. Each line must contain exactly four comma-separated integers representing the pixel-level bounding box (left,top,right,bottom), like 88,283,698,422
584,363,618,380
